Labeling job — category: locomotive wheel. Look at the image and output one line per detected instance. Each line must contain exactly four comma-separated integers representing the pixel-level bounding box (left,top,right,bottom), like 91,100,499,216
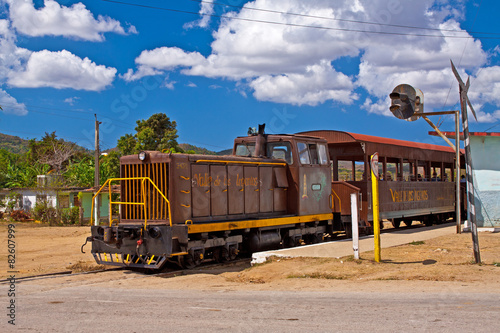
180,253,202,269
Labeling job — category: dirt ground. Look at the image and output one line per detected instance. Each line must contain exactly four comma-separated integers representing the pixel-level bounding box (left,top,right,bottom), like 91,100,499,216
1,221,499,291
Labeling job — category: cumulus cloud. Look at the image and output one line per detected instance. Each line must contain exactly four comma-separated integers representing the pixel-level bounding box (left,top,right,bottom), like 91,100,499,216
123,0,500,118
250,61,357,106
0,89,28,116
6,0,136,41
184,0,214,29
8,50,116,91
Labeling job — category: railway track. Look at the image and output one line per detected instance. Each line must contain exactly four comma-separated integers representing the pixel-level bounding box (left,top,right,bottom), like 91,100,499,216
0,258,251,284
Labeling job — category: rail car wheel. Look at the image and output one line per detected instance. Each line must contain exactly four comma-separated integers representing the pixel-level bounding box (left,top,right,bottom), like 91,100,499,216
391,219,401,228
423,217,433,227
405,220,412,227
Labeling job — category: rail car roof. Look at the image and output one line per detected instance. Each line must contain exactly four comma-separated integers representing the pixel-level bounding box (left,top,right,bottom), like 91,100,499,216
299,130,464,165
299,130,459,153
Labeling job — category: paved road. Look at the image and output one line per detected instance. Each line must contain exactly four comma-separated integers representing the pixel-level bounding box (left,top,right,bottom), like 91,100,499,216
2,284,499,332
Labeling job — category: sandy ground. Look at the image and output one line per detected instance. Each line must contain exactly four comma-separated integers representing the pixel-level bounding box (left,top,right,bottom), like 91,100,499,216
1,221,499,292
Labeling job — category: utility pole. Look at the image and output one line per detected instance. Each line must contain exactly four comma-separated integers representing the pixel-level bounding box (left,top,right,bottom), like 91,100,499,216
94,114,102,226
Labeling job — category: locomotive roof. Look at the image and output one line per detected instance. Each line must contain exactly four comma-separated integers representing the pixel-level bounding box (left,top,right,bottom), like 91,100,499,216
234,133,327,141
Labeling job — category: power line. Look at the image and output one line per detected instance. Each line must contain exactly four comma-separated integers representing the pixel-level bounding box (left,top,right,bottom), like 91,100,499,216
187,0,500,36
0,102,135,130
440,0,484,127
0,128,94,144
102,0,500,39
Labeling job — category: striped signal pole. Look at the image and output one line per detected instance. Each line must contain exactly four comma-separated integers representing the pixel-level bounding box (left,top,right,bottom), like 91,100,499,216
451,60,481,264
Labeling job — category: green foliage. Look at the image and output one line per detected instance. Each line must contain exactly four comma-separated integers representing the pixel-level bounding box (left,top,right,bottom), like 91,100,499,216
117,113,183,155
5,192,20,213
0,133,30,154
33,199,57,224
179,143,217,155
65,156,94,187
100,151,120,184
60,207,80,224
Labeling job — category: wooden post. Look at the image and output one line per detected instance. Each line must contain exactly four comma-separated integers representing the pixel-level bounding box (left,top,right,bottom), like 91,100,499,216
351,193,359,259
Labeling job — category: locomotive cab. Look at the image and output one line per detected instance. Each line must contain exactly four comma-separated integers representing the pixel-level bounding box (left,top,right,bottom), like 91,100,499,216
233,131,332,217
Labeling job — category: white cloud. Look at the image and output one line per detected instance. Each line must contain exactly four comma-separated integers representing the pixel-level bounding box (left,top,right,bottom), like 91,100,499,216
250,61,357,106
0,89,28,116
8,49,116,91
120,66,163,82
184,0,214,29
63,96,80,105
6,0,136,41
0,19,31,80
187,82,197,88
123,0,500,117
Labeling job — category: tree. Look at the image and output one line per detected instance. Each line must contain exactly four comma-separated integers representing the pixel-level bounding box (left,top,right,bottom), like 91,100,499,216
117,113,183,155
29,132,76,174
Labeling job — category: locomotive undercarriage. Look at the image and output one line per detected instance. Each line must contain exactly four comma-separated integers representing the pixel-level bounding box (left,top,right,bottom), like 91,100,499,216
88,218,333,270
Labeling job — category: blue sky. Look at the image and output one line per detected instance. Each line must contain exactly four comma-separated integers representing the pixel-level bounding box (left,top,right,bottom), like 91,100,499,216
1,0,500,152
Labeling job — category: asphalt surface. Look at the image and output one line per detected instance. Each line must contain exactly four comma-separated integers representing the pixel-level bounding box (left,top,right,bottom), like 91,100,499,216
3,286,499,332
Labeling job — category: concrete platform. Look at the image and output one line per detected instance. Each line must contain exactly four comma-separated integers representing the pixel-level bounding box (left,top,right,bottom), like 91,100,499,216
251,223,457,265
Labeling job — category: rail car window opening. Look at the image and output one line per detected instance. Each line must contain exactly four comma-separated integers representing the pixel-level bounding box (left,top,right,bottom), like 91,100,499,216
384,163,396,181
267,141,293,164
235,143,255,157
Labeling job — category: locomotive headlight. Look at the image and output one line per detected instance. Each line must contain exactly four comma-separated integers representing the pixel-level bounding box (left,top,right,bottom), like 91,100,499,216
138,151,148,161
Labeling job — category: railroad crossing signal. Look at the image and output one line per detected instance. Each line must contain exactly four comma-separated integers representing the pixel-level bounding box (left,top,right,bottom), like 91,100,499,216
389,84,424,121
451,60,481,264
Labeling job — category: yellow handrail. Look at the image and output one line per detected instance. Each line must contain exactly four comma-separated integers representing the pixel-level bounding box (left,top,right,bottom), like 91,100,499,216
90,177,172,228
331,189,341,213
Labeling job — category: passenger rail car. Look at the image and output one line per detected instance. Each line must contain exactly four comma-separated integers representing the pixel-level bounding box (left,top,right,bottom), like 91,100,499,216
301,130,466,233
86,127,465,269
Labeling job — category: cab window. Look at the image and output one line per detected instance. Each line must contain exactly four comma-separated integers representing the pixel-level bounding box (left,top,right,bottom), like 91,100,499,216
267,141,293,164
298,142,328,165
297,142,310,165
235,143,255,157
318,144,329,165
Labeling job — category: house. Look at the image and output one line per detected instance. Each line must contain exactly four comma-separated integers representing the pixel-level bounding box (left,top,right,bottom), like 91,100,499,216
0,178,114,224
469,132,500,228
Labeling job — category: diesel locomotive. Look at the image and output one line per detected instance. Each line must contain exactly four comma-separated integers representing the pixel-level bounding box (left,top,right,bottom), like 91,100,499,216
85,125,463,269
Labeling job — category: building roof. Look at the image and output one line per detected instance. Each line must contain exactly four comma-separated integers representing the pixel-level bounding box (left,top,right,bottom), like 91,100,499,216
429,131,500,140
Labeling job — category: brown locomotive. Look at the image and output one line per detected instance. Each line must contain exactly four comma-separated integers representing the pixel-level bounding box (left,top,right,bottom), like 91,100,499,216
86,126,463,269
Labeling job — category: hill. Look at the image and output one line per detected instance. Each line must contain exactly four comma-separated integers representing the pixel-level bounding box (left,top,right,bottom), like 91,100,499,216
0,133,31,154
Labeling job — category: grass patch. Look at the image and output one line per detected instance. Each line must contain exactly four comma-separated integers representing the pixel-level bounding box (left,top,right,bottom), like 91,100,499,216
409,241,425,246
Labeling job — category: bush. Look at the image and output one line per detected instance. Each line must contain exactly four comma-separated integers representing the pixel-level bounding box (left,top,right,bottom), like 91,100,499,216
10,209,31,222
61,207,80,224
33,200,57,224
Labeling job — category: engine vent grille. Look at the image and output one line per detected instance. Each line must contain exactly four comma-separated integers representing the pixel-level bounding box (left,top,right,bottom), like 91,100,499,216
120,162,169,221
